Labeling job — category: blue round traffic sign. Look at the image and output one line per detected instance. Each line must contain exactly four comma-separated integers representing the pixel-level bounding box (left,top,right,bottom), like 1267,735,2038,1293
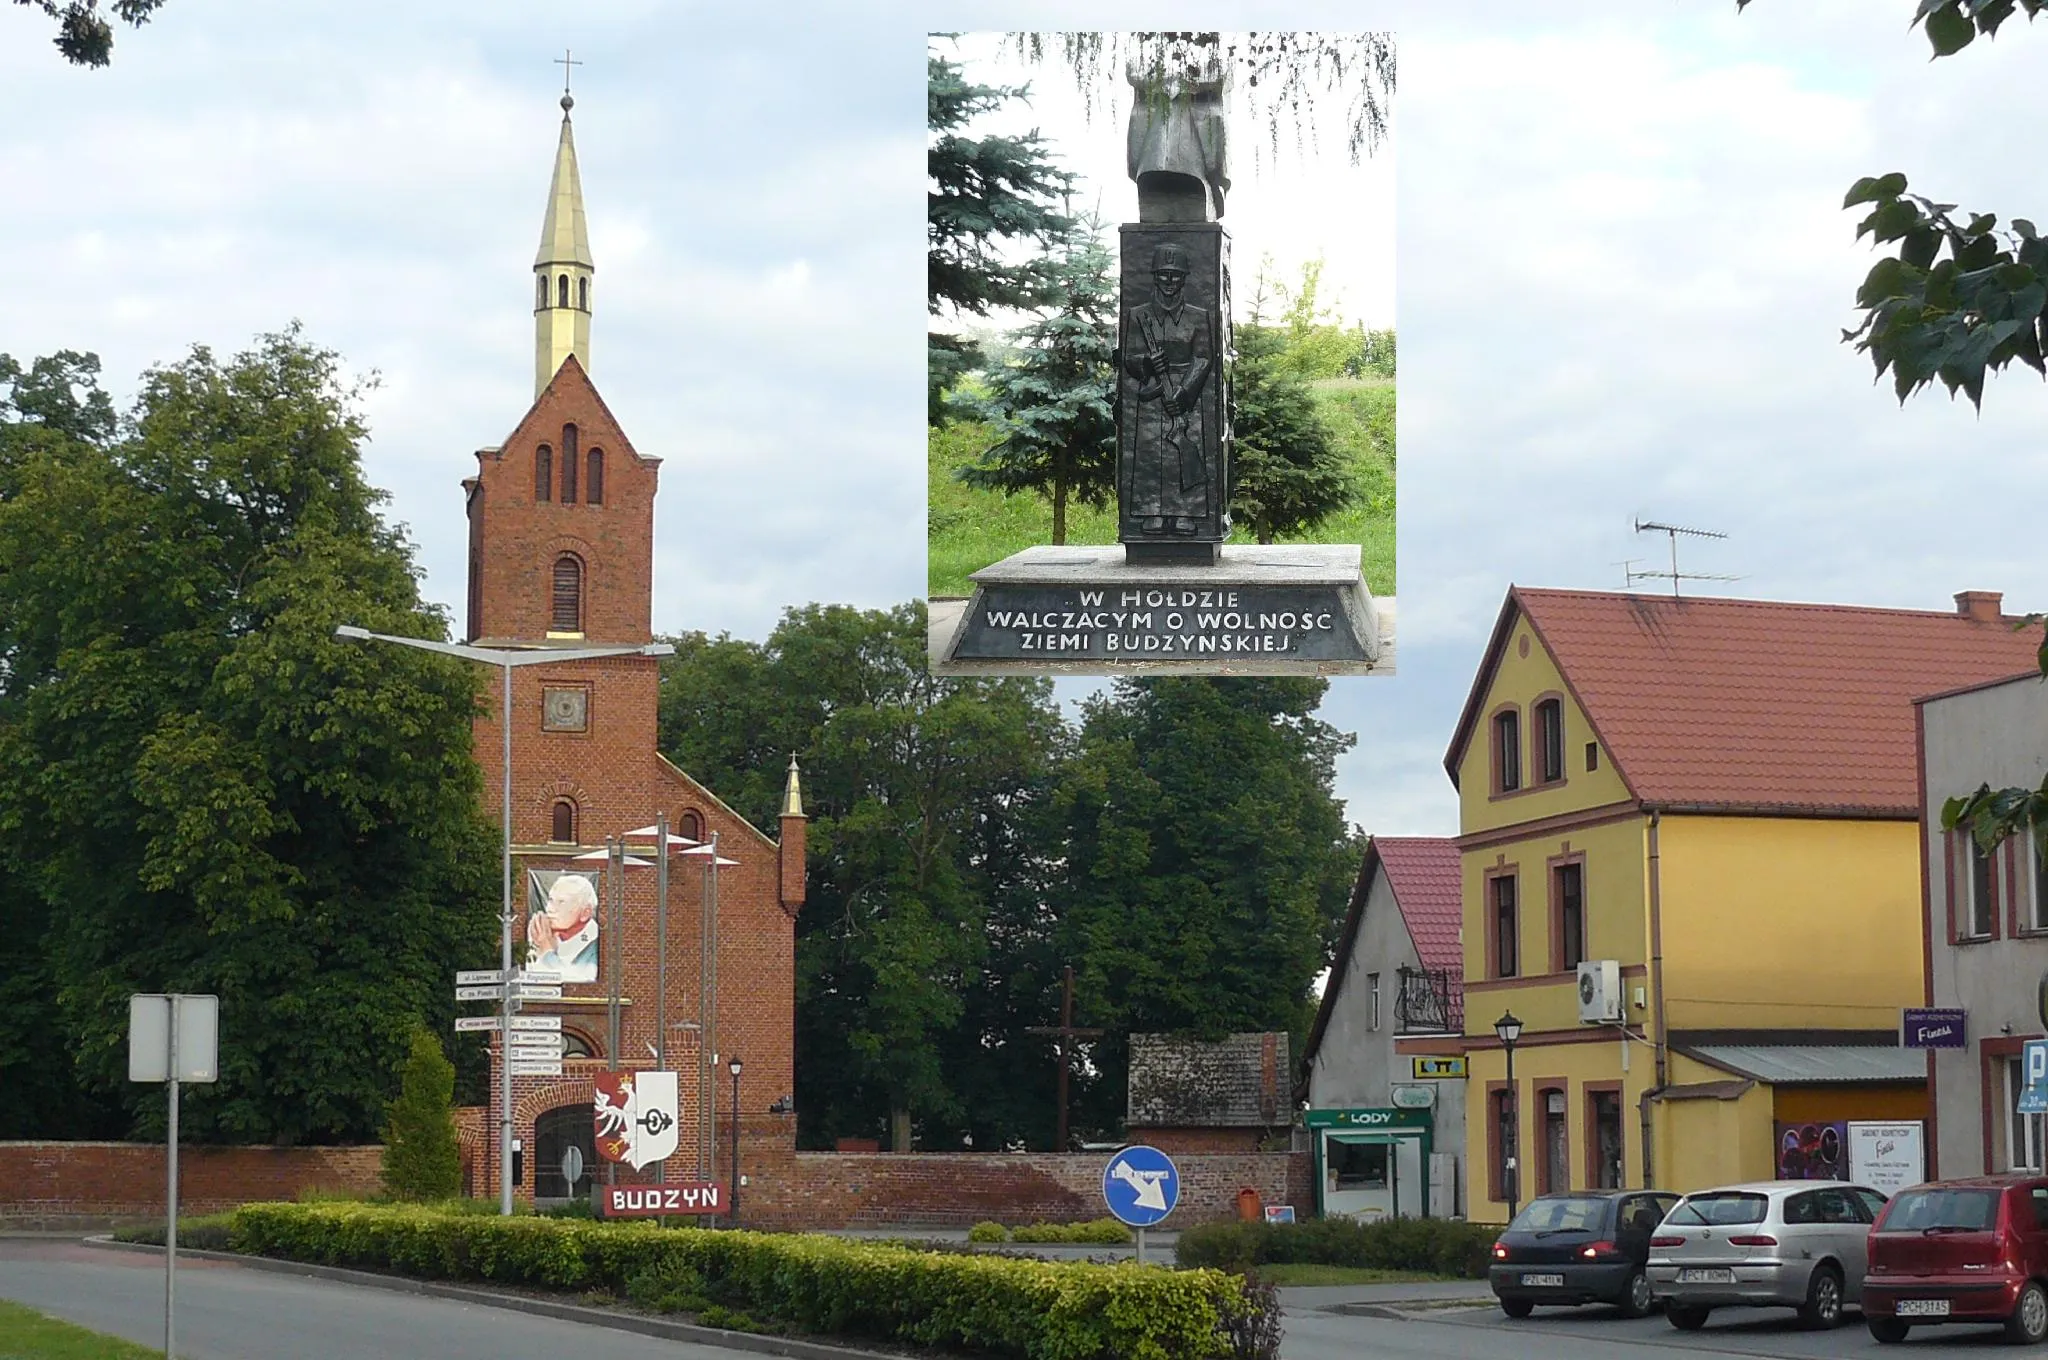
1102,1144,1180,1227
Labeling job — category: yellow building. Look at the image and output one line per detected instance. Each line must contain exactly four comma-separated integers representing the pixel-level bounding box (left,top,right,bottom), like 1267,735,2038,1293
1447,587,2038,1221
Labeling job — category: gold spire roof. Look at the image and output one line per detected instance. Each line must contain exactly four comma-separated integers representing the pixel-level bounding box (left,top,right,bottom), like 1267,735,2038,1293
535,97,594,270
782,754,805,818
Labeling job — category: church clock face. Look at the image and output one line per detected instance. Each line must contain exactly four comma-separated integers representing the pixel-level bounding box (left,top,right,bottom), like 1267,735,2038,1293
542,686,588,733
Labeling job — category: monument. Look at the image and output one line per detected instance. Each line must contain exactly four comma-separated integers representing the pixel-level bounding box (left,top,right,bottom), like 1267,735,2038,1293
934,58,1383,675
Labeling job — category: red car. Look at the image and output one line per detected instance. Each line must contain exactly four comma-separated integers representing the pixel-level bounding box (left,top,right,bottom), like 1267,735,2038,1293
1861,1176,2048,1344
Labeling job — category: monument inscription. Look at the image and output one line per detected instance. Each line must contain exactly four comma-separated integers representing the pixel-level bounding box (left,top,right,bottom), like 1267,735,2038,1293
953,582,1370,662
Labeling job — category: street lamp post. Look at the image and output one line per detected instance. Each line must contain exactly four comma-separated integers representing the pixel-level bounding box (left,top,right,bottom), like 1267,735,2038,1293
728,1056,743,1227
334,625,672,1216
1495,1010,1524,1222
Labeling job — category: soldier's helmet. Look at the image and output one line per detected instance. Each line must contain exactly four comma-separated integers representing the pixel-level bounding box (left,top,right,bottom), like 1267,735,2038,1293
1150,243,1191,277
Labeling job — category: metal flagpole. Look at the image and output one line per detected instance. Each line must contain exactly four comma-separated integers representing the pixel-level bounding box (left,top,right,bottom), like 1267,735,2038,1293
655,812,668,1185
608,835,623,1189
699,837,713,1183
706,832,721,1210
501,660,515,1216
165,1002,179,1360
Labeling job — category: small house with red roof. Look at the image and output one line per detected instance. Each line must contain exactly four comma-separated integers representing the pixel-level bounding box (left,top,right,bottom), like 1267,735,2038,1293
1300,835,1466,1219
1447,586,2039,1220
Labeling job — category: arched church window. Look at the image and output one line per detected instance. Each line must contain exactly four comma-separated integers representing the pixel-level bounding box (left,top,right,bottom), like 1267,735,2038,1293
550,798,577,844
586,448,604,505
557,273,570,308
578,276,589,311
561,1030,596,1059
534,444,553,502
537,276,548,310
560,424,579,503
680,810,704,841
551,554,583,633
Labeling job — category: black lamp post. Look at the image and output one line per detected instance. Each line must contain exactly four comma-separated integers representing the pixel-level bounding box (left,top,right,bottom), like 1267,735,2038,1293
1495,1010,1524,1221
728,1056,743,1227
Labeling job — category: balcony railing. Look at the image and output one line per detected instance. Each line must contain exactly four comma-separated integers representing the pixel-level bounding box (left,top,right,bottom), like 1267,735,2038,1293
1395,965,1461,1033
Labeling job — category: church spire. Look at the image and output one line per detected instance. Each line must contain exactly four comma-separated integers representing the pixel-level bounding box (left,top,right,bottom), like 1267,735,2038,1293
534,68,594,398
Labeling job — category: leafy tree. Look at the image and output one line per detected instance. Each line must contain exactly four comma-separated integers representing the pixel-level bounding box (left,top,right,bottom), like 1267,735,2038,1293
1265,258,1359,383
1231,293,1355,545
0,329,499,1144
382,1027,461,1201
1348,326,1397,380
657,603,1070,1152
955,216,1117,543
928,48,1076,424
14,0,164,67
1054,678,1356,1140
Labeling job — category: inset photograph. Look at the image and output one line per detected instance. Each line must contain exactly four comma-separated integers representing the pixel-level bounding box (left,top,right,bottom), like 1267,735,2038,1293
928,32,1397,676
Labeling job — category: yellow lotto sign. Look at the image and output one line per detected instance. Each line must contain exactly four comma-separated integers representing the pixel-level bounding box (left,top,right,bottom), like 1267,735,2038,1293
1410,1056,1467,1080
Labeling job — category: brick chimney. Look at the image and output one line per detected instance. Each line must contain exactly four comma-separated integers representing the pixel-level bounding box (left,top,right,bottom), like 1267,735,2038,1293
1955,590,2004,623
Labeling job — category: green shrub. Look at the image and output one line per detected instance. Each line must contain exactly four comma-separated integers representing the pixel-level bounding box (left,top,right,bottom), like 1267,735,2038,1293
625,1257,710,1314
111,1213,235,1251
1176,1216,1496,1279
1008,1218,1132,1245
967,1220,1008,1243
226,1201,1266,1358
382,1028,462,1202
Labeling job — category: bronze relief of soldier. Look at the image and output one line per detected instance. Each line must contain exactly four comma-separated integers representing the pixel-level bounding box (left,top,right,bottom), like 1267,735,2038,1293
1123,242,1213,536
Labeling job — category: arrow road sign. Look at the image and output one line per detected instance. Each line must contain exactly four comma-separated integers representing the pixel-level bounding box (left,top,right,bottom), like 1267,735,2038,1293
508,1031,563,1049
455,969,505,987
509,1016,562,1032
517,969,563,985
455,985,513,1001
512,984,563,1000
1103,1144,1180,1228
453,1016,504,1033
508,1058,563,1077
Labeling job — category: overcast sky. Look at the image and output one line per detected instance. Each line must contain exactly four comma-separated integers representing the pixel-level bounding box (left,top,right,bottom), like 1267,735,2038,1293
5,1,2047,839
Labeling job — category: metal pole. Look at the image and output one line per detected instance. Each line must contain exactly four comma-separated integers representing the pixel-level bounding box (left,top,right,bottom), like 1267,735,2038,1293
1135,1226,1145,1266
730,1062,741,1226
700,843,715,1184
656,812,668,1187
501,661,515,1216
608,836,622,1189
165,1004,178,1360
1505,1038,1518,1222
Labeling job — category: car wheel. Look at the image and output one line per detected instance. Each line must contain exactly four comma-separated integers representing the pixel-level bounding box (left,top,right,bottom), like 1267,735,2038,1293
1797,1264,1844,1330
1666,1304,1709,1331
1618,1269,1654,1319
2004,1280,2048,1344
1500,1297,1535,1319
1866,1316,1910,1344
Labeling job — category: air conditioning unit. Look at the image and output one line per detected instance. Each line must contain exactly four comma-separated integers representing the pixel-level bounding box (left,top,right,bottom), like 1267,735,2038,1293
1577,960,1622,1023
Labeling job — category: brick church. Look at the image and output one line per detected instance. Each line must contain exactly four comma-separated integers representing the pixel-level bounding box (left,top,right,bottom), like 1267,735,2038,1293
460,91,804,1204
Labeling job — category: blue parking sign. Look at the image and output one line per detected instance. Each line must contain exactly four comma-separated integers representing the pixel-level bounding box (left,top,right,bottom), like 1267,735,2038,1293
1103,1144,1180,1227
2022,1040,2048,1115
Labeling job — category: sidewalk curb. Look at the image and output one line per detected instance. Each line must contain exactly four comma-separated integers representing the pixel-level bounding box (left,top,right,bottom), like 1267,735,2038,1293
81,1237,902,1360
1332,1300,1492,1320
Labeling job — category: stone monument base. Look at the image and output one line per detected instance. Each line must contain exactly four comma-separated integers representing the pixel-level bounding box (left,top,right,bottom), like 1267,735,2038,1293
930,544,1385,676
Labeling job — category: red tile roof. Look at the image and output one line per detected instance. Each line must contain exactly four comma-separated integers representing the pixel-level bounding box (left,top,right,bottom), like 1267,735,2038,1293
1373,836,1464,979
1447,588,2043,817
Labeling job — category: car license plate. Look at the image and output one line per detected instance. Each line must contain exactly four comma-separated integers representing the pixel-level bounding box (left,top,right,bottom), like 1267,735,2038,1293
1896,1299,1950,1318
1519,1273,1564,1287
1676,1268,1735,1283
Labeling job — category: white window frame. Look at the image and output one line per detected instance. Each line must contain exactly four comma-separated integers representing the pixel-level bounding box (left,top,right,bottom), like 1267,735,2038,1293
1964,834,1996,939
2008,1056,2045,1172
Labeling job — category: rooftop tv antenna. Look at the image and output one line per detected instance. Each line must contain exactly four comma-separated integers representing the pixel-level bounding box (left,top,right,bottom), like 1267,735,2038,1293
1627,518,1739,598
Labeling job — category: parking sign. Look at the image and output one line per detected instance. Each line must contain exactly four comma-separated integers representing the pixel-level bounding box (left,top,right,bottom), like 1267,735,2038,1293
2020,1040,2048,1115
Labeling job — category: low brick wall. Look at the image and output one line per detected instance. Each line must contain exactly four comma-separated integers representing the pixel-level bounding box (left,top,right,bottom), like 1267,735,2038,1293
0,1141,384,1229
745,1149,1309,1229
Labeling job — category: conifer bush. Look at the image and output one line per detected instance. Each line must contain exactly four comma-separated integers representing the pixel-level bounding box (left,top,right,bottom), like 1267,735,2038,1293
379,1028,461,1202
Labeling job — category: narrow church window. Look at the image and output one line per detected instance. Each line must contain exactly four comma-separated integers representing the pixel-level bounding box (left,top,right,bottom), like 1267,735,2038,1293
561,424,579,503
552,554,583,633
586,449,604,505
551,798,577,844
578,276,589,311
537,276,548,310
558,273,570,308
535,444,553,502
680,810,704,841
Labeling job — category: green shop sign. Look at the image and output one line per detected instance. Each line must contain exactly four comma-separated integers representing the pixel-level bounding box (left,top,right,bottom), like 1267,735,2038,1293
1305,1106,1432,1130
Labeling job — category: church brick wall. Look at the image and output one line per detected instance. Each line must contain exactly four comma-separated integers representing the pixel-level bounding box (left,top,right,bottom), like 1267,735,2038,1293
0,1142,383,1228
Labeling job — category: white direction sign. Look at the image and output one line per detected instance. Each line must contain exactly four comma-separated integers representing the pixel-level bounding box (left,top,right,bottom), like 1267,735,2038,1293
455,969,504,987
518,969,563,985
513,984,563,1000
508,1058,563,1077
455,985,511,1001
508,1031,563,1049
509,1015,562,1032
453,1016,503,1033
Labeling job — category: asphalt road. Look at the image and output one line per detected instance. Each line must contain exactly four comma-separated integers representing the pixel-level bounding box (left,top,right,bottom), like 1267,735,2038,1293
0,1240,755,1360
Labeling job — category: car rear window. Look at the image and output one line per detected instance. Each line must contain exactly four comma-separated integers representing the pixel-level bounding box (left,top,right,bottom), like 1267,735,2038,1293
1509,1197,1611,1232
1879,1188,2000,1232
1667,1192,1767,1227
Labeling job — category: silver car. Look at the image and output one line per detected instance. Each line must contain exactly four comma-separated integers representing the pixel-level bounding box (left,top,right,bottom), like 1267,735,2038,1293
1646,1180,1889,1331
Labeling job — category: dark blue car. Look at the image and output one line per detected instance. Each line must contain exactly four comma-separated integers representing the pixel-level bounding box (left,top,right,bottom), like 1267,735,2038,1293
1490,1190,1680,1318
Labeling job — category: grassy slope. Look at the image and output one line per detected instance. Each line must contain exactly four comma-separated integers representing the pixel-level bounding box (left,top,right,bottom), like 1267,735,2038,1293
0,1301,162,1360
928,377,1395,598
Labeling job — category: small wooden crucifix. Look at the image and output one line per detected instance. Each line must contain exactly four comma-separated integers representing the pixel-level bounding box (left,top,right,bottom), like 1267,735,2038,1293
1024,966,1103,1152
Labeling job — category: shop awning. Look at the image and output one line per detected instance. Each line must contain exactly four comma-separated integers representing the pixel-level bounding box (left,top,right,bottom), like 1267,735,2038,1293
1680,1044,1926,1085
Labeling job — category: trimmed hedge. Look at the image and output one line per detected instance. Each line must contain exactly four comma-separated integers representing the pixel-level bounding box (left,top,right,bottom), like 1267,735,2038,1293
1175,1216,1497,1279
227,1202,1268,1359
1010,1218,1132,1245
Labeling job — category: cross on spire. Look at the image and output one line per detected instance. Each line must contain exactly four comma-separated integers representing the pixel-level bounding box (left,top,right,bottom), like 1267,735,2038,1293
555,48,583,107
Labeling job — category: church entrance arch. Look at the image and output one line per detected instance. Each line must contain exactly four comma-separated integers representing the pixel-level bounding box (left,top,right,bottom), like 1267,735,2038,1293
533,1102,596,1203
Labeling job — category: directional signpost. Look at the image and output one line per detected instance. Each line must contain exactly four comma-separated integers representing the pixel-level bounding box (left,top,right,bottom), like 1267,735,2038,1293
455,965,572,1091
130,994,219,1360
1102,1144,1179,1265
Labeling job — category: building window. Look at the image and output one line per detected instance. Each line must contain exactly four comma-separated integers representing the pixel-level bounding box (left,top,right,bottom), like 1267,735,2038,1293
1368,973,1380,1031
550,799,576,844
1960,832,1998,940
1540,1087,1569,1194
680,810,704,841
551,554,583,633
1328,1139,1390,1192
561,424,579,503
1555,862,1585,971
562,1029,596,1059
1586,741,1599,772
578,276,589,311
2010,1056,2045,1172
1589,1089,1623,1189
1494,710,1521,792
1493,875,1519,978
586,448,604,505
1492,1087,1517,1206
536,275,548,309
1535,698,1564,784
535,444,553,502
557,273,570,308
2025,834,2048,933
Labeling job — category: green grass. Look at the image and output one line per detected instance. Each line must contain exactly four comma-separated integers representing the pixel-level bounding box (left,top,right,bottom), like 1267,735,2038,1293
0,1301,162,1359
928,376,1396,598
1248,1263,1449,1287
